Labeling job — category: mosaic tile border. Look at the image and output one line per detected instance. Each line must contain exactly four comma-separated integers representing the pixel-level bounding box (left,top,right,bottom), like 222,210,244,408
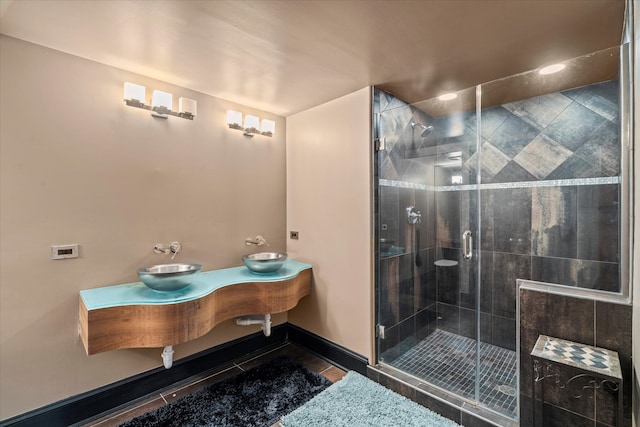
379,176,619,192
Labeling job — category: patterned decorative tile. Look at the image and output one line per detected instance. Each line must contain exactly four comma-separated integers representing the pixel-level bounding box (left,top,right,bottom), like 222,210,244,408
490,115,540,158
491,160,537,183
479,106,511,139
562,79,619,122
573,119,620,177
503,91,572,130
478,141,511,180
513,134,573,179
543,102,608,152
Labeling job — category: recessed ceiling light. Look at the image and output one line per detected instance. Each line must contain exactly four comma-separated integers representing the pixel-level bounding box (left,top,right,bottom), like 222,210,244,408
539,63,566,75
438,92,458,101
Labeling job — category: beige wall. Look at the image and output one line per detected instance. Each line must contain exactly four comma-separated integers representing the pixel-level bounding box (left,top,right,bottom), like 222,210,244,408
286,87,373,363
0,35,287,419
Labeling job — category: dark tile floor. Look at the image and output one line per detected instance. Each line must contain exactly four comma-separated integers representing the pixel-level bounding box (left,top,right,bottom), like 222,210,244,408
80,343,346,427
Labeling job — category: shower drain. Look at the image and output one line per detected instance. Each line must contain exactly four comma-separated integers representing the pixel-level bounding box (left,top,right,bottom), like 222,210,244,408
495,384,517,396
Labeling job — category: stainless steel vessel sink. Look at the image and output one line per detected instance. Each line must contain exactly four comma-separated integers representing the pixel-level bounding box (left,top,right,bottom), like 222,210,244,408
137,263,202,292
242,252,287,274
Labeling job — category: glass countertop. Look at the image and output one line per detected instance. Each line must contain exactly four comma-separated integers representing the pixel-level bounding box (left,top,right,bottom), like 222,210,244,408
80,260,312,309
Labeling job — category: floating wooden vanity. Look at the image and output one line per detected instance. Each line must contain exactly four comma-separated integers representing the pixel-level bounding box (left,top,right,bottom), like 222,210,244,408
79,260,311,355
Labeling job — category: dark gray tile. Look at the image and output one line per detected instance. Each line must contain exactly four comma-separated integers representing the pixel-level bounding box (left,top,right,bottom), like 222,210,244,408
595,301,632,426
492,316,516,351
542,402,594,427
490,160,537,183
531,256,578,287
459,307,477,340
378,256,399,326
437,190,461,248
543,101,607,152
415,305,437,341
398,253,415,320
493,253,530,318
574,119,621,177
546,153,596,180
532,186,577,259
562,79,619,122
493,188,532,255
576,260,620,292
479,191,494,251
577,184,619,262
397,315,417,347
437,302,460,334
545,293,595,345
415,249,437,312
376,372,416,401
437,247,460,305
479,106,512,139
479,141,511,182
460,412,496,427
479,312,492,344
541,364,595,420
519,288,548,397
414,389,462,423
519,393,533,427
479,251,494,314
490,114,540,158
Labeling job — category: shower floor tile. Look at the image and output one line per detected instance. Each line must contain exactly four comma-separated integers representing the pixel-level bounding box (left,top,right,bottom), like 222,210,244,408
386,329,518,419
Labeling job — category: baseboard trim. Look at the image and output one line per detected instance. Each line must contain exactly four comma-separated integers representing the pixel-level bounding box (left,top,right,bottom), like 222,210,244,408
287,323,368,375
0,325,288,427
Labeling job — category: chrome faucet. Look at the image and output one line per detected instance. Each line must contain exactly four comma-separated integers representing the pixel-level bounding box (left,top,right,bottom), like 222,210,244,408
245,235,268,247
153,241,182,260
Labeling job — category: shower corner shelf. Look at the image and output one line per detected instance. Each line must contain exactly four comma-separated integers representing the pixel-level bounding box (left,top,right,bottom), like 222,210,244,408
78,260,312,355
434,259,458,267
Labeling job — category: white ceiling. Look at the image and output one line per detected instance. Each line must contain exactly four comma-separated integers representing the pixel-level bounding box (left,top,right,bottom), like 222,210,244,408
0,0,626,116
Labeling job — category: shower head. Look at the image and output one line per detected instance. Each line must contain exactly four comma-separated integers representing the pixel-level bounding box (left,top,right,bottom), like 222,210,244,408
411,121,434,137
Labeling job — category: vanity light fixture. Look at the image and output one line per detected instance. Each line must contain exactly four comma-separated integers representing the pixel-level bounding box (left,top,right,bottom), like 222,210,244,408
123,82,196,120
151,90,172,118
539,63,566,75
225,110,275,137
260,119,275,137
438,92,458,101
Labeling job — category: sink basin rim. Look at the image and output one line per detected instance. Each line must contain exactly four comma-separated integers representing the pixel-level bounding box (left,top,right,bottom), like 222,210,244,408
242,252,288,273
137,263,202,292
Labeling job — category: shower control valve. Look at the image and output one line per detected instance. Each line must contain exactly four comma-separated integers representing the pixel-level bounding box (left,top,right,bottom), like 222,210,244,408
406,206,422,225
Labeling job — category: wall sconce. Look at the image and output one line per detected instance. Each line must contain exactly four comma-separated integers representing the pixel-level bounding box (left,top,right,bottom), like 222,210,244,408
226,110,275,137
123,82,196,120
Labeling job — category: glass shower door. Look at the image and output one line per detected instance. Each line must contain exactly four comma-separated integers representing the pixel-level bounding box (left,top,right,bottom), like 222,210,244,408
374,86,482,404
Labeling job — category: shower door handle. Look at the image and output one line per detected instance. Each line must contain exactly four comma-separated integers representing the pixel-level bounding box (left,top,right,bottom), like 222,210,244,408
462,230,473,260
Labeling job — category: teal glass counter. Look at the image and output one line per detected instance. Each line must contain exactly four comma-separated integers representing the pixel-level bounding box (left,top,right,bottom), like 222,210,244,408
80,260,311,310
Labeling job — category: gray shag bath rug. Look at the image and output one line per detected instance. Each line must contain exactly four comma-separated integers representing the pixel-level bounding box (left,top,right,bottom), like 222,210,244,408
118,356,331,427
281,371,462,426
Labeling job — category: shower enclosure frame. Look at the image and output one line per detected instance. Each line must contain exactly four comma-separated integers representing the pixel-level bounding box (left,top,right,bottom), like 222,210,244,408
373,32,633,424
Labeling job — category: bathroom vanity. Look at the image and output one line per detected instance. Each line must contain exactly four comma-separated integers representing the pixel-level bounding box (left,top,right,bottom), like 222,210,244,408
79,260,311,355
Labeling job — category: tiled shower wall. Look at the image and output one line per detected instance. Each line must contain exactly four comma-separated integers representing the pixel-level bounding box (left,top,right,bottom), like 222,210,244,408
376,79,621,357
